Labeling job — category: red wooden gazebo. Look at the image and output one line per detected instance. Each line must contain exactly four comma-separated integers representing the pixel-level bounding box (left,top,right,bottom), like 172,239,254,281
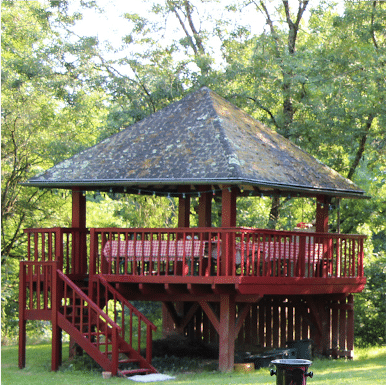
19,87,367,375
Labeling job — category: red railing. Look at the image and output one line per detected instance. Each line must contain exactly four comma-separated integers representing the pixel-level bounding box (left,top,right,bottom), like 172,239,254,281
90,227,366,279
24,228,89,275
19,261,57,318
93,275,157,365
58,269,122,374
19,259,157,375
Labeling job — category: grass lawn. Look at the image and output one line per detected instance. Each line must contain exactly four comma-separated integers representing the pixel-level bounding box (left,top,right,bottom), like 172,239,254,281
1,343,385,385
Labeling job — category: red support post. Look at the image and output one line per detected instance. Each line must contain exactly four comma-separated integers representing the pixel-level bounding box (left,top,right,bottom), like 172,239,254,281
70,188,87,358
198,186,212,228
221,187,237,276
221,187,237,228
18,263,26,369
347,295,354,357
51,263,62,371
219,294,236,372
178,187,190,228
316,195,329,233
72,187,87,275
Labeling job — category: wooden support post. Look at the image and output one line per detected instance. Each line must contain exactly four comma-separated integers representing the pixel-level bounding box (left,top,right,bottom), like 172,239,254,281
221,187,237,276
219,295,236,372
198,186,212,228
347,295,354,358
18,263,26,369
70,188,87,358
51,264,62,371
72,187,87,274
178,187,190,228
221,186,237,228
316,195,333,278
316,195,329,233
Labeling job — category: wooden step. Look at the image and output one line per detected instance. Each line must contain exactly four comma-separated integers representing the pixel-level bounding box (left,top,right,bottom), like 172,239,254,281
119,358,139,365
120,368,152,377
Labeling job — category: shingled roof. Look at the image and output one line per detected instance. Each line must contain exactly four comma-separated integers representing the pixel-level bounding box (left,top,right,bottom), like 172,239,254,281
24,87,365,198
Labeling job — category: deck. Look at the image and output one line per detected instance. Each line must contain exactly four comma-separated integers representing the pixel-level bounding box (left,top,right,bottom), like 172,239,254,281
24,226,366,299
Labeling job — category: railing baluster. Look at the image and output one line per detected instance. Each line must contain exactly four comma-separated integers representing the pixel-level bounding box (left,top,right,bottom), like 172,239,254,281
73,226,366,281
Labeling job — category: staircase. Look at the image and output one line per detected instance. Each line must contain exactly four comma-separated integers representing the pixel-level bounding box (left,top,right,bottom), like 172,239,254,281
19,261,157,377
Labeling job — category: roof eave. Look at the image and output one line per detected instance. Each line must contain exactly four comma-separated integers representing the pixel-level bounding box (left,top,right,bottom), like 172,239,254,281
20,177,368,199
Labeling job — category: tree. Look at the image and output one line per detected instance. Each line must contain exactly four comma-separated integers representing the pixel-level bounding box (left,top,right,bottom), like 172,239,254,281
1,0,110,342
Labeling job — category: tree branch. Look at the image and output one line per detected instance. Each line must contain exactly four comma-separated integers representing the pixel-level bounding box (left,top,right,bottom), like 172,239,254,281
242,95,279,129
183,0,205,54
370,1,379,50
347,113,375,180
168,0,198,55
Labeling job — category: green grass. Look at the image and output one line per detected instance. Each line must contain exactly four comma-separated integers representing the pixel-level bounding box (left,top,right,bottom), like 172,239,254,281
1,343,385,385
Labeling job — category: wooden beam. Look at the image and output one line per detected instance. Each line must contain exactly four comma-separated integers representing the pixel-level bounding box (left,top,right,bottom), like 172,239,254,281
187,283,212,296
179,303,200,332
162,302,176,337
162,301,200,333
234,303,252,339
162,301,181,327
199,300,220,334
305,297,323,336
164,284,188,295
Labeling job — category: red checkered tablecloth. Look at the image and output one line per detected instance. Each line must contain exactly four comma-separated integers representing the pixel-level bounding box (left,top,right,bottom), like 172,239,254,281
235,241,323,263
103,240,206,261
261,241,323,261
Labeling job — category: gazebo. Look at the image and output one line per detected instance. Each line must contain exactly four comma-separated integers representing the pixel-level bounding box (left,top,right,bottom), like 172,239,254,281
19,87,367,375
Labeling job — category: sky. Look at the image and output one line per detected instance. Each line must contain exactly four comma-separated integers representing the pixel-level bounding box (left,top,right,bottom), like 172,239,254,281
69,0,271,52
66,0,344,70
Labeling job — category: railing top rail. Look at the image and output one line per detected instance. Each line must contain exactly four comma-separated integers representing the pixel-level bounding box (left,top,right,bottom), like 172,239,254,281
24,227,90,234
21,261,58,266
57,269,121,331
90,227,367,240
232,227,367,240
25,226,366,240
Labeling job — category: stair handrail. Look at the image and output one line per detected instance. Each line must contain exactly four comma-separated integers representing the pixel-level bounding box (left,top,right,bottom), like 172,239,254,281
57,269,121,331
94,275,157,363
96,275,157,331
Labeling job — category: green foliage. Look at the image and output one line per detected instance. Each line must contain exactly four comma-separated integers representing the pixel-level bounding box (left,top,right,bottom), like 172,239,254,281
354,251,386,347
86,194,178,228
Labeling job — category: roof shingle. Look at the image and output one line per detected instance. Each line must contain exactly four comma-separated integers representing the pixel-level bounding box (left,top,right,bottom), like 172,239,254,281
24,87,365,198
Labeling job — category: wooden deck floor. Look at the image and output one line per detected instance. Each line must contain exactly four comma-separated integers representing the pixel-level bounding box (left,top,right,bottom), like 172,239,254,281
102,273,366,301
